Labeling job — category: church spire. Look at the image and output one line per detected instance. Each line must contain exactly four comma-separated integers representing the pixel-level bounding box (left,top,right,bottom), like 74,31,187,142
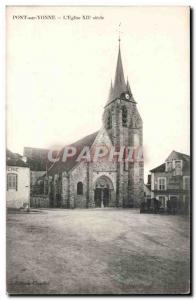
107,80,113,103
112,43,127,99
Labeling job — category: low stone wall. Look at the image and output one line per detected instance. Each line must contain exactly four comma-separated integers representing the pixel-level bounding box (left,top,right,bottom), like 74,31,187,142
30,195,49,208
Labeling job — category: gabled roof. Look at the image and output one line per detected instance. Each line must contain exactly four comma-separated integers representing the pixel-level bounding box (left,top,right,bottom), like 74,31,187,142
166,150,190,172
150,163,165,173
48,131,98,175
165,150,190,162
150,151,190,173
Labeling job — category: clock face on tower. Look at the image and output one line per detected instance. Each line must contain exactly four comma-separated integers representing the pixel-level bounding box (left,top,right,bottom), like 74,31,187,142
125,93,130,100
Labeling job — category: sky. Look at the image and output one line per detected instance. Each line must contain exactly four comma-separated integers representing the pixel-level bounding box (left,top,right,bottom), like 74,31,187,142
6,6,190,181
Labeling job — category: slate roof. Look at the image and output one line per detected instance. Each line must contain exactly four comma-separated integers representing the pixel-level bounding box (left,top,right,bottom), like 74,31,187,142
48,131,98,175
113,45,127,99
167,150,190,161
150,151,190,173
126,79,132,96
6,149,28,168
7,158,28,167
150,163,165,173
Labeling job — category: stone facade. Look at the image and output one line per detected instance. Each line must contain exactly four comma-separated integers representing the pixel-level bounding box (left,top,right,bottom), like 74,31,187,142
47,43,144,208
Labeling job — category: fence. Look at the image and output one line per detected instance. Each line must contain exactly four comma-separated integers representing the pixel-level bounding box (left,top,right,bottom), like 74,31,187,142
30,195,49,208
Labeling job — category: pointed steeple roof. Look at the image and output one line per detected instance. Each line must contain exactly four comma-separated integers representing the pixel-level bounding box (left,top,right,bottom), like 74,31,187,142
107,80,113,104
127,77,136,103
126,78,132,96
112,44,127,99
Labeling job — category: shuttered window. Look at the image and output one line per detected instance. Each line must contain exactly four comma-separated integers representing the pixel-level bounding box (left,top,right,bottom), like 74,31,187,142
7,173,18,191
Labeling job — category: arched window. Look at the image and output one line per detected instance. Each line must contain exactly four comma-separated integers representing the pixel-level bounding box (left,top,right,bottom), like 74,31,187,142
77,182,83,195
7,173,18,191
107,111,112,129
122,106,128,127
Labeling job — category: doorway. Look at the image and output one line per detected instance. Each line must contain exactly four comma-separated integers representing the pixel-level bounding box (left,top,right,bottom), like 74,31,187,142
94,188,110,207
94,176,113,208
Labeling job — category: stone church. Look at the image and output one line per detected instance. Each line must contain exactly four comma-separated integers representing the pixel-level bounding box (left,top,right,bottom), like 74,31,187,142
47,43,144,208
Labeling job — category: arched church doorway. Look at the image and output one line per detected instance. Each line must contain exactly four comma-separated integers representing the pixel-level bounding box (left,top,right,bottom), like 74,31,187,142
94,176,114,208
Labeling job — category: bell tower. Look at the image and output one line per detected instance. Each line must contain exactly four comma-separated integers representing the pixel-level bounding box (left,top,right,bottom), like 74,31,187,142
103,41,144,207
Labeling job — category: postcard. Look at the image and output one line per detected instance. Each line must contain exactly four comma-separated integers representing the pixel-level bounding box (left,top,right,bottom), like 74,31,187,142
6,6,191,295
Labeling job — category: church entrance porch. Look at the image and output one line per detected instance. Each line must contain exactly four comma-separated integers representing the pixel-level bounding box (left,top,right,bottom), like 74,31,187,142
94,176,114,208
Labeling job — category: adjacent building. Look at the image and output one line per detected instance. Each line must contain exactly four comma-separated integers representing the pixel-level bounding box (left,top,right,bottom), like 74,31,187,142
150,150,190,212
23,146,61,194
6,150,30,209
